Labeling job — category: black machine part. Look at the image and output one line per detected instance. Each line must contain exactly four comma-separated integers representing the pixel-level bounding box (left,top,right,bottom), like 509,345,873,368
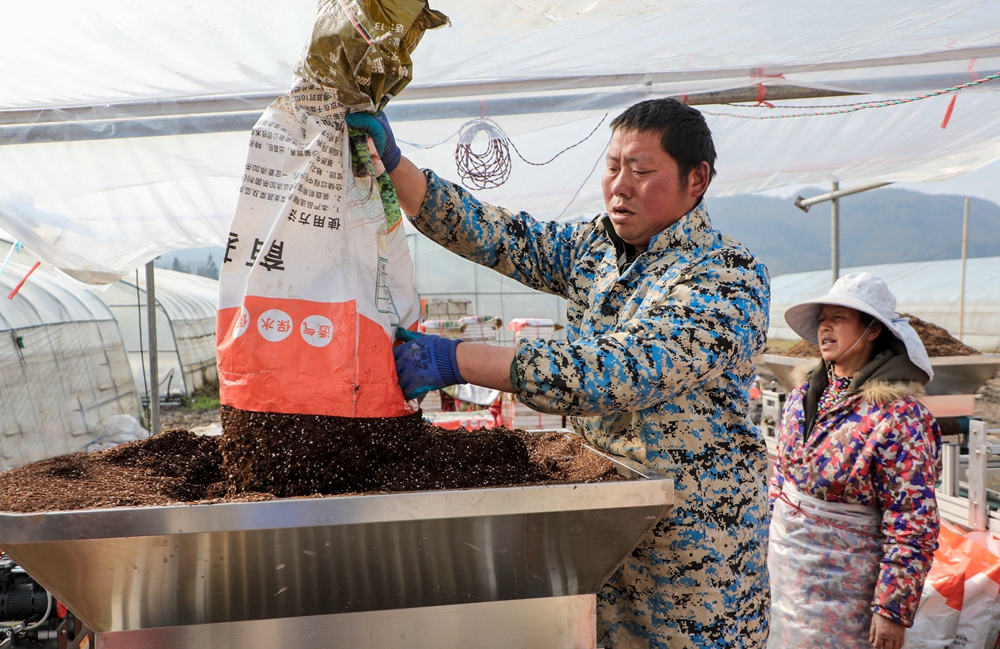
0,558,49,625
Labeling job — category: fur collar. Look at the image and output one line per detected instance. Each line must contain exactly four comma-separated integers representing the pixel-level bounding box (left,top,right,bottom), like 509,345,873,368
790,361,818,387
858,379,925,403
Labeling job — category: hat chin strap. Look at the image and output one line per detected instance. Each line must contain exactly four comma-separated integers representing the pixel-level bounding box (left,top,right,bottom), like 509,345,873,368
828,319,875,367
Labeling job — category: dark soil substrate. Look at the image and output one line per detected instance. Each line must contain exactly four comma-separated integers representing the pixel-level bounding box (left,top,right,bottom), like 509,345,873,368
900,313,980,356
218,407,555,497
770,313,980,359
0,429,231,513
0,415,621,514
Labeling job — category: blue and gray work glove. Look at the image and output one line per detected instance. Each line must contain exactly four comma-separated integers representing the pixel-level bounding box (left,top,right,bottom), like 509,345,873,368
345,111,401,174
393,328,465,401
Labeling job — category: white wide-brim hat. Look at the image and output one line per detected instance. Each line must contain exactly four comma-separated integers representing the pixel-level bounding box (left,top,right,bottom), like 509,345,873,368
784,272,933,381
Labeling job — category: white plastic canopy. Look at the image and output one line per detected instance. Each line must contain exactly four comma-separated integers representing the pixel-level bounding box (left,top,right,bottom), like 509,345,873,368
93,268,220,399
2,0,1000,281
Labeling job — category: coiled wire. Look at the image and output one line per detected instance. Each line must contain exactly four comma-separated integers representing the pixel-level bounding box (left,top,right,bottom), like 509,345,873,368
455,119,512,190
454,114,608,190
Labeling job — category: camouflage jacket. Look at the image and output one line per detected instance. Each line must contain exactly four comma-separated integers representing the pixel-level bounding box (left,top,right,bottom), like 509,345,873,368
413,170,773,647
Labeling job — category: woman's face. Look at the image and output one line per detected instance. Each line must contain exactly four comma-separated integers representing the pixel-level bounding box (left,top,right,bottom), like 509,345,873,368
816,305,879,368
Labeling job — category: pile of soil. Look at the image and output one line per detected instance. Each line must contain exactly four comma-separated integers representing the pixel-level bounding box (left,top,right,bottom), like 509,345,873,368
522,432,622,483
769,313,980,358
900,313,979,357
0,414,621,514
219,407,555,496
776,339,822,359
0,429,229,512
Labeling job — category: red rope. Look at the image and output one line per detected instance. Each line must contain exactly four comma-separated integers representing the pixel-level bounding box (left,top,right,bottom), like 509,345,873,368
7,261,40,300
753,83,772,108
776,491,883,540
704,70,1000,120
941,95,957,129
337,0,375,45
942,58,979,129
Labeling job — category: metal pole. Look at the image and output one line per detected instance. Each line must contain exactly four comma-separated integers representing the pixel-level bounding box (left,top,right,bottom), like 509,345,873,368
959,197,970,341
940,444,959,497
793,181,893,212
968,418,989,531
831,181,840,286
145,261,160,436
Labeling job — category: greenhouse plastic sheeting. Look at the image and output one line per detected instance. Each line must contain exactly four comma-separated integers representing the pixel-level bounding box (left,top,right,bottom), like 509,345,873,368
4,1,998,110
0,260,141,471
0,321,142,471
2,1,1000,281
768,256,1000,352
93,268,219,399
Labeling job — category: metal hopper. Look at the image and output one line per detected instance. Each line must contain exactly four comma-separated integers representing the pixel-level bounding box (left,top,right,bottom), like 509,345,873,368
0,443,672,649
761,353,1000,417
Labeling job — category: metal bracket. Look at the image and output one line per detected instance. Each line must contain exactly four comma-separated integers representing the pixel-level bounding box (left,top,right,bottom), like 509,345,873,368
941,444,960,498
968,418,989,531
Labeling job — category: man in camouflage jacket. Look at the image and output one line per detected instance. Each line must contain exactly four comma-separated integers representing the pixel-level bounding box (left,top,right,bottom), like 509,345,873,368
356,98,772,648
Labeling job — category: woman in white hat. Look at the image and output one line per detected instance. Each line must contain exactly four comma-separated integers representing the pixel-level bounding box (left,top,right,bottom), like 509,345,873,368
767,272,940,649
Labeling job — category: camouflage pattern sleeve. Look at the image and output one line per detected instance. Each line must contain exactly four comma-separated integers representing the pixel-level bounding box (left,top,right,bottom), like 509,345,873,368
410,170,588,297
871,400,941,626
513,249,769,416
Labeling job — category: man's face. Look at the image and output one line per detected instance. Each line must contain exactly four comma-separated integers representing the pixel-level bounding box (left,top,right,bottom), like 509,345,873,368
601,128,707,249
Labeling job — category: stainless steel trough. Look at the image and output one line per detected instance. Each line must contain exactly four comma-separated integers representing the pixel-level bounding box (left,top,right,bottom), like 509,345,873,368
0,442,672,649
762,353,1000,417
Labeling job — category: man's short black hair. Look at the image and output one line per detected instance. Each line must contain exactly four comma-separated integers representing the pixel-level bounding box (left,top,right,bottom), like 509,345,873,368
610,98,717,184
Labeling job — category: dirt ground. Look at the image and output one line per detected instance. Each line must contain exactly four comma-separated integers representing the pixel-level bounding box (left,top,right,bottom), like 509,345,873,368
159,406,220,432
158,382,221,433
975,374,1000,428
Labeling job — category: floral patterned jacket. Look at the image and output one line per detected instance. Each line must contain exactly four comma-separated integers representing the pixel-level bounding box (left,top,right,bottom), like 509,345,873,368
768,359,941,627
412,170,772,648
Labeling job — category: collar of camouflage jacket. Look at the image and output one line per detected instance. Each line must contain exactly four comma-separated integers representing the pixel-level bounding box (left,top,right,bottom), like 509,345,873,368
600,200,712,273
798,337,929,434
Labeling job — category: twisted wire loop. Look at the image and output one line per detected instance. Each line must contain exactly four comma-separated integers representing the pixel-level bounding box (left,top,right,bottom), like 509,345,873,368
454,114,608,190
455,118,512,190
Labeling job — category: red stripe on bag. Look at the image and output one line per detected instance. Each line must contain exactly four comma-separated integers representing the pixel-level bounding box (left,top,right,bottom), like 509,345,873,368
217,297,412,418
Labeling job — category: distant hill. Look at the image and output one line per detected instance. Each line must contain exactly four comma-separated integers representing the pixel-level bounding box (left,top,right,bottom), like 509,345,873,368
157,188,1000,282
707,188,1000,276
154,246,224,280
